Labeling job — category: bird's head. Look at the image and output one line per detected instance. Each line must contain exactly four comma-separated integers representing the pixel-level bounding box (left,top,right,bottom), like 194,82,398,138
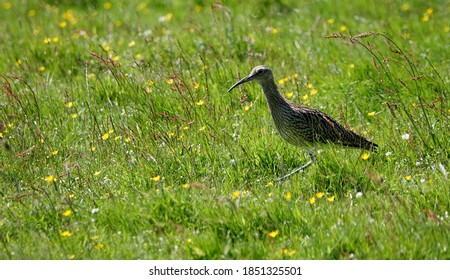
227,65,273,92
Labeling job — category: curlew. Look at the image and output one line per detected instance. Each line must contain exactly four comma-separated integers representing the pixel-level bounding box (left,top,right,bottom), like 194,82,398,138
228,65,377,181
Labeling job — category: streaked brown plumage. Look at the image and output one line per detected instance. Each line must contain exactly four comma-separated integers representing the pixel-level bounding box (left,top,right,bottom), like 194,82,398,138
228,65,377,180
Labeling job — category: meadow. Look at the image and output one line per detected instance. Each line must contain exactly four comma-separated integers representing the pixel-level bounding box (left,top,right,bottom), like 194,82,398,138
0,0,449,259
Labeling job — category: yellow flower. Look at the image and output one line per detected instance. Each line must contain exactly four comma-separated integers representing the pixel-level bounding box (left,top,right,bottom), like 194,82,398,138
327,18,335,24
199,126,206,131
43,38,51,44
402,32,410,39
285,92,294,98
101,133,109,140
62,209,73,217
152,175,161,182
244,104,251,111
181,183,189,189
90,146,96,152
94,171,101,176
195,100,204,106
309,197,316,205
28,9,36,17
310,89,318,95
280,249,296,256
137,2,147,11
266,181,274,187
421,8,432,22
405,175,412,181
360,153,370,160
402,32,409,40
232,191,240,199
348,63,355,69
51,150,58,156
68,254,75,260
52,37,59,43
128,40,135,47
340,25,347,32
112,55,119,61
165,13,173,21
166,78,174,85
301,94,309,101
60,231,72,237
367,111,376,116
3,2,12,10
101,42,110,52
63,10,77,25
285,191,292,201
59,21,67,28
103,2,112,10
316,192,325,199
271,28,279,34
327,195,335,202
193,82,200,89
94,243,104,250
38,66,45,71
65,101,74,108
401,3,410,11
44,175,55,182
71,113,78,119
195,5,202,13
306,83,313,89
268,229,279,238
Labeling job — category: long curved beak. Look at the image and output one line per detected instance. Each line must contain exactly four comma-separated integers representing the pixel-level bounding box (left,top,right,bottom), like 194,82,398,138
227,75,254,92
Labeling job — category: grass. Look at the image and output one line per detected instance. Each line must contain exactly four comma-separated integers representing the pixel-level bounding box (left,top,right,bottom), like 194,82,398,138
0,0,449,259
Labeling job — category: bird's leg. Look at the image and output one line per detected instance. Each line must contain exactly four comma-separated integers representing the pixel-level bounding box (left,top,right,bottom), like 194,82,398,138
276,151,316,181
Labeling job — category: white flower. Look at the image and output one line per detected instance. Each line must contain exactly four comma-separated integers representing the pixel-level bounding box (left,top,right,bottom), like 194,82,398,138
401,133,410,140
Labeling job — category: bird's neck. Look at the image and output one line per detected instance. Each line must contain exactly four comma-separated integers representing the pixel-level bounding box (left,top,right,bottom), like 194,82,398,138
259,80,290,110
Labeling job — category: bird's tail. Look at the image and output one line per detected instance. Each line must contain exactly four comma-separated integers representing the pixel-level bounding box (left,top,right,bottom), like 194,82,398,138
363,140,378,152
344,137,378,152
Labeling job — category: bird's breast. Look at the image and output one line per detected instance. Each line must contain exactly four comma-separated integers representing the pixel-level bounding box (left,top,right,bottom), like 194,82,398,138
269,106,309,147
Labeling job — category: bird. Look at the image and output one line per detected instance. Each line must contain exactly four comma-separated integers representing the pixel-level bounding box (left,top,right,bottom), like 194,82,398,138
228,65,378,181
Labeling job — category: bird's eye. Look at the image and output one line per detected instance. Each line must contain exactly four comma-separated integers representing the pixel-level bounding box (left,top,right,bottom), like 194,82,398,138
256,69,264,75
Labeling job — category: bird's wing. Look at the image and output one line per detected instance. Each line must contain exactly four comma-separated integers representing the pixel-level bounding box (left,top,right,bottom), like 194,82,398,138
291,105,374,149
